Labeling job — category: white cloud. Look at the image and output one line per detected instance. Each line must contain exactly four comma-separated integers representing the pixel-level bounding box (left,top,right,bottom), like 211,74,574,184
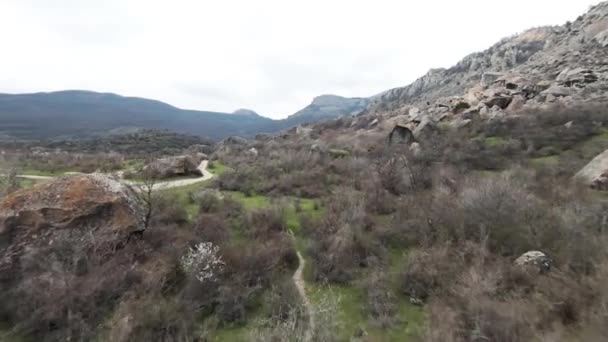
0,0,601,118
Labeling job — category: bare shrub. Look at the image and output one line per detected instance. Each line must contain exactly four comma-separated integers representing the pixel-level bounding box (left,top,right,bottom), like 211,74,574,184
363,268,398,328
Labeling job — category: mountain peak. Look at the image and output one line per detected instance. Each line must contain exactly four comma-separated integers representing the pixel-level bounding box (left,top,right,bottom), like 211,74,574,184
232,109,261,117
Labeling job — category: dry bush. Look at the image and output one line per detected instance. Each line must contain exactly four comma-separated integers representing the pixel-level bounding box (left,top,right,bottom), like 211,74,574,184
151,194,189,226
306,189,385,284
363,268,398,328
194,213,231,246
245,206,287,240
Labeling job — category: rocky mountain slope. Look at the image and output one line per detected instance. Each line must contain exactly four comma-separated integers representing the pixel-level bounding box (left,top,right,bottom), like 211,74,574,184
285,95,369,126
362,1,608,124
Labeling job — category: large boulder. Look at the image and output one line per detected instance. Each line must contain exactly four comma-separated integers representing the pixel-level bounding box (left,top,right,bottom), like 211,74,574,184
575,149,608,189
143,155,204,179
0,174,145,279
515,251,552,273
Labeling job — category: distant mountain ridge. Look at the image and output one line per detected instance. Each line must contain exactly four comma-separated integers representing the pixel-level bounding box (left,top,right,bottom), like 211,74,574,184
286,95,369,125
0,90,368,141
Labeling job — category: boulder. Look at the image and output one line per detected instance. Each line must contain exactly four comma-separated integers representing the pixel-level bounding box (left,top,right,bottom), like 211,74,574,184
507,95,527,112
481,72,505,87
595,29,608,47
575,149,608,189
389,124,415,145
515,251,552,273
557,67,598,86
143,155,203,179
413,117,438,138
542,85,574,97
247,147,259,157
0,174,145,279
483,95,513,109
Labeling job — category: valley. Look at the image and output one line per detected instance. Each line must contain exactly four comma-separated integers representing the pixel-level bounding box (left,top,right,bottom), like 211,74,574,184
2,1,608,341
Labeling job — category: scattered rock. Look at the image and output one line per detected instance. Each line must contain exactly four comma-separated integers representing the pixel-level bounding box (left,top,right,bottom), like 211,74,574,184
413,117,438,138
143,155,204,179
247,147,259,157
557,67,598,86
483,95,513,109
481,72,505,87
507,94,527,111
595,29,608,47
515,251,552,273
542,85,574,97
388,124,415,145
449,119,472,130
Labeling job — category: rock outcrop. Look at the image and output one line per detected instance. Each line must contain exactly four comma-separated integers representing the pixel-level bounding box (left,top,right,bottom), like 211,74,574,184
515,251,552,273
0,174,145,281
143,154,204,179
575,149,608,189
365,2,608,128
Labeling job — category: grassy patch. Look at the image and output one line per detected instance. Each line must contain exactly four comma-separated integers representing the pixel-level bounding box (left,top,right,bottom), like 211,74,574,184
529,155,560,167
208,161,232,176
483,136,507,147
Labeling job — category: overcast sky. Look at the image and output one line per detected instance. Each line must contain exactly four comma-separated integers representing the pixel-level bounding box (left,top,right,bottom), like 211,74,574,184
0,0,601,119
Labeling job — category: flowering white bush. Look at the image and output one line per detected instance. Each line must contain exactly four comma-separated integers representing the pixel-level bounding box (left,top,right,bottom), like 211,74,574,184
181,242,225,283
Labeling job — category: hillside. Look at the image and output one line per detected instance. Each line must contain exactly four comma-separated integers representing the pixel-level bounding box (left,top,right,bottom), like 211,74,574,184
284,95,369,126
0,91,369,141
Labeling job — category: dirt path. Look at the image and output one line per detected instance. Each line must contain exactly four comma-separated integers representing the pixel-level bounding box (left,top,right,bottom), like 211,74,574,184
14,160,214,191
289,231,315,342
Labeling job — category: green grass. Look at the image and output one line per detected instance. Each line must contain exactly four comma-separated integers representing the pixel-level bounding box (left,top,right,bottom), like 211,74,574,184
529,155,560,167
207,161,232,176
160,180,212,220
483,136,507,147
20,168,78,177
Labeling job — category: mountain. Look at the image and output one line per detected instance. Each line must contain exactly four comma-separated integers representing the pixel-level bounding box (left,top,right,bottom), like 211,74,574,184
232,109,262,117
0,90,367,141
0,90,281,141
364,2,608,117
285,95,369,126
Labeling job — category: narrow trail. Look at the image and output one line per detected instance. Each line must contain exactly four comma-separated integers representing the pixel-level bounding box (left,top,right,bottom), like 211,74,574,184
289,231,315,342
14,160,214,191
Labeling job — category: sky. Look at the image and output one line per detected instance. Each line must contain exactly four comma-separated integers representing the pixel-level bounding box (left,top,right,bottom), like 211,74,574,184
0,0,602,119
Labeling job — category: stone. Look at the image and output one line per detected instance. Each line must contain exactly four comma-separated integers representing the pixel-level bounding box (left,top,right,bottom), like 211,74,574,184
449,119,472,130
515,251,552,273
507,95,527,112
409,142,422,156
575,149,608,189
413,116,438,138
564,121,574,129
542,85,573,97
595,29,608,47
248,147,259,157
481,72,505,87
0,174,145,276
557,67,599,86
479,105,490,118
388,124,415,145
143,155,204,179
483,95,513,109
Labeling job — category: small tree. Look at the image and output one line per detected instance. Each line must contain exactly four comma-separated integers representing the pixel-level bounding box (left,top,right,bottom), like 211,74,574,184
181,242,225,284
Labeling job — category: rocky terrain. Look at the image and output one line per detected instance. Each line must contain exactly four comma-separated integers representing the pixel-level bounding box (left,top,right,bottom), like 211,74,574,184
3,3,608,342
361,2,608,130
